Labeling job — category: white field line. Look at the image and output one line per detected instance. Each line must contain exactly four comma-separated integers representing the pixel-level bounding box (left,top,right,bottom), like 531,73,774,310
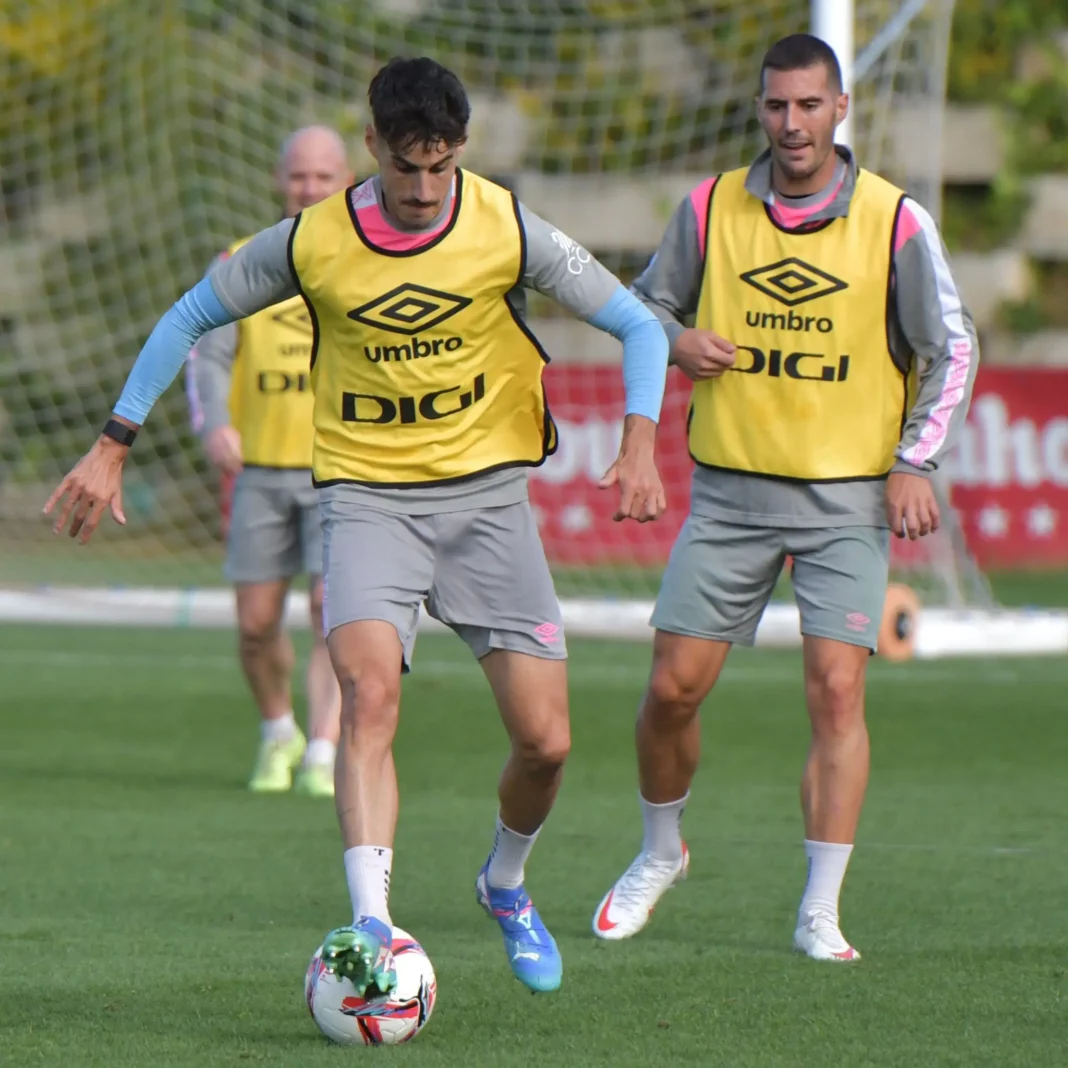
0,646,1060,686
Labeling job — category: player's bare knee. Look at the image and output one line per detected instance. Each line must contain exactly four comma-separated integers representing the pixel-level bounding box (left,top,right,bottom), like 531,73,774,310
511,702,570,774
645,662,705,725
515,726,570,777
337,671,400,737
806,662,866,738
238,611,282,648
540,719,572,769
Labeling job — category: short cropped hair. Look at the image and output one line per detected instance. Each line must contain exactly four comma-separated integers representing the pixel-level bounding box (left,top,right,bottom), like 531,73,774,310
760,33,843,94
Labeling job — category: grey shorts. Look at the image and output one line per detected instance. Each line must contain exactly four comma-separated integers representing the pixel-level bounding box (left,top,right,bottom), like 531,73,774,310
225,468,322,584
651,516,890,651
320,497,567,671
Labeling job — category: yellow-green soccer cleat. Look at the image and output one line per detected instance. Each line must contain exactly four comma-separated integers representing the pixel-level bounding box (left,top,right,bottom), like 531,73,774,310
293,761,335,798
248,727,307,792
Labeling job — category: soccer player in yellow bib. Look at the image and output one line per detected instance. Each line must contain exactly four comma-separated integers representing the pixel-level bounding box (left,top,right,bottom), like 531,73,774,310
45,57,669,996
591,34,980,961
187,127,352,798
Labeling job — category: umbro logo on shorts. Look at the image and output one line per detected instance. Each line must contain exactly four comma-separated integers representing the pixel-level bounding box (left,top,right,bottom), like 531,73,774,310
533,622,561,644
347,283,473,337
739,258,848,307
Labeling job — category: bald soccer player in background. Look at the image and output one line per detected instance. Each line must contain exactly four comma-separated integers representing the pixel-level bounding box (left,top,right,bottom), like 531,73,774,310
187,126,353,797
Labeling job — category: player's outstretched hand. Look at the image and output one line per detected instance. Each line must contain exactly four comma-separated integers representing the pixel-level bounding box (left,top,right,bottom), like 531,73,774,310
671,329,736,381
206,425,244,475
885,470,940,540
43,437,128,544
599,415,666,523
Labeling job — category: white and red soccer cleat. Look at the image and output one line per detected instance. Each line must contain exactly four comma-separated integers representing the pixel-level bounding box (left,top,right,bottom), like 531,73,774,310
591,844,690,941
793,910,861,961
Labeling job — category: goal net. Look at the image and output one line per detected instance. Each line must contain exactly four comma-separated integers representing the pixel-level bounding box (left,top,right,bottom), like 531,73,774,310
0,0,976,617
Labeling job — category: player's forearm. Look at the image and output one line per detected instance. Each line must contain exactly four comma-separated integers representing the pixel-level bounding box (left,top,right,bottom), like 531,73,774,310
191,362,233,437
588,286,669,423
891,202,980,474
112,277,236,425
190,323,239,436
634,298,687,354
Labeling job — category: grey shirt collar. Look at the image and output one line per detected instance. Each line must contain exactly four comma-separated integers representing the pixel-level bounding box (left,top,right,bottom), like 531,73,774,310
743,145,858,220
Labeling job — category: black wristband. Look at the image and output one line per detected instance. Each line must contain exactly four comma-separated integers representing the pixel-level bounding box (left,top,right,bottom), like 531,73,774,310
102,418,137,447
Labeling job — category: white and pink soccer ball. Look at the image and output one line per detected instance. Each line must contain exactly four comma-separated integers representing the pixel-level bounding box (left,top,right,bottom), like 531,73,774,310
304,927,437,1046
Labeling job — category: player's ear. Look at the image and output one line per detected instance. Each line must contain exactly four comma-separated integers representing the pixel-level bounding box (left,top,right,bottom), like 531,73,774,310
835,91,849,128
754,94,770,133
363,124,379,162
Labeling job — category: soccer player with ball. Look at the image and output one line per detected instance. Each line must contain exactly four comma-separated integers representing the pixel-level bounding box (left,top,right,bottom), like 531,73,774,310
592,33,980,962
45,57,669,998
186,126,351,798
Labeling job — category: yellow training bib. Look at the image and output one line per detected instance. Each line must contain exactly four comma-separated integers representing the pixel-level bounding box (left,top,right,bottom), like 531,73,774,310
290,171,556,486
225,235,315,469
689,167,913,481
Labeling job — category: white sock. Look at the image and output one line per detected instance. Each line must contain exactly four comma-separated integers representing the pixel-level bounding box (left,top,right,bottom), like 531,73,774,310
304,738,336,768
343,846,393,926
798,839,854,923
485,815,540,890
640,792,688,864
261,713,297,743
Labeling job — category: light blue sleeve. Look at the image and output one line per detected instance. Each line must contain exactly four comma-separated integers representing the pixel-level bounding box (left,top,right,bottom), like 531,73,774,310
112,277,236,424
587,285,669,424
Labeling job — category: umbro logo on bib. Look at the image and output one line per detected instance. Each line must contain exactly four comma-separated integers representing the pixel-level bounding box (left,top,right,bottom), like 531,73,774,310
739,258,848,307
271,305,312,333
347,283,472,337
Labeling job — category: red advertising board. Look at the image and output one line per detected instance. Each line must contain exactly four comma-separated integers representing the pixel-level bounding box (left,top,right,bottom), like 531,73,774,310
529,366,692,566
529,365,1068,569
941,367,1068,567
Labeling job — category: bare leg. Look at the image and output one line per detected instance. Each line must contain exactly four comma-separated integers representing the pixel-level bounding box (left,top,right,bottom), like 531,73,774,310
477,648,570,993
637,631,731,806
800,636,870,844
793,635,870,960
591,630,730,940
235,580,294,722
327,619,404,849
481,650,570,836
305,578,341,745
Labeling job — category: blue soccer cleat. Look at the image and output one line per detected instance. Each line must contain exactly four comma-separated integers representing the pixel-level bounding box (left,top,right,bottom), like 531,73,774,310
475,861,562,993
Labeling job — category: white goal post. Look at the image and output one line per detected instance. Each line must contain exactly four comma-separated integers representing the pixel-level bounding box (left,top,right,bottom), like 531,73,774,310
811,0,855,147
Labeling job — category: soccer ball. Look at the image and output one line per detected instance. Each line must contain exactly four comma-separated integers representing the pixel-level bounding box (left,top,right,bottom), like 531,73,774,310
304,927,437,1046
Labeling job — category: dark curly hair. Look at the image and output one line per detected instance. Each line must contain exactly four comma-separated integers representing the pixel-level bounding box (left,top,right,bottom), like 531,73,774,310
368,57,470,153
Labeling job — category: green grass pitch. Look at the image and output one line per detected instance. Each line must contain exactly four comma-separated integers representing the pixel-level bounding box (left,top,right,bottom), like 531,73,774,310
1,625,1066,1067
